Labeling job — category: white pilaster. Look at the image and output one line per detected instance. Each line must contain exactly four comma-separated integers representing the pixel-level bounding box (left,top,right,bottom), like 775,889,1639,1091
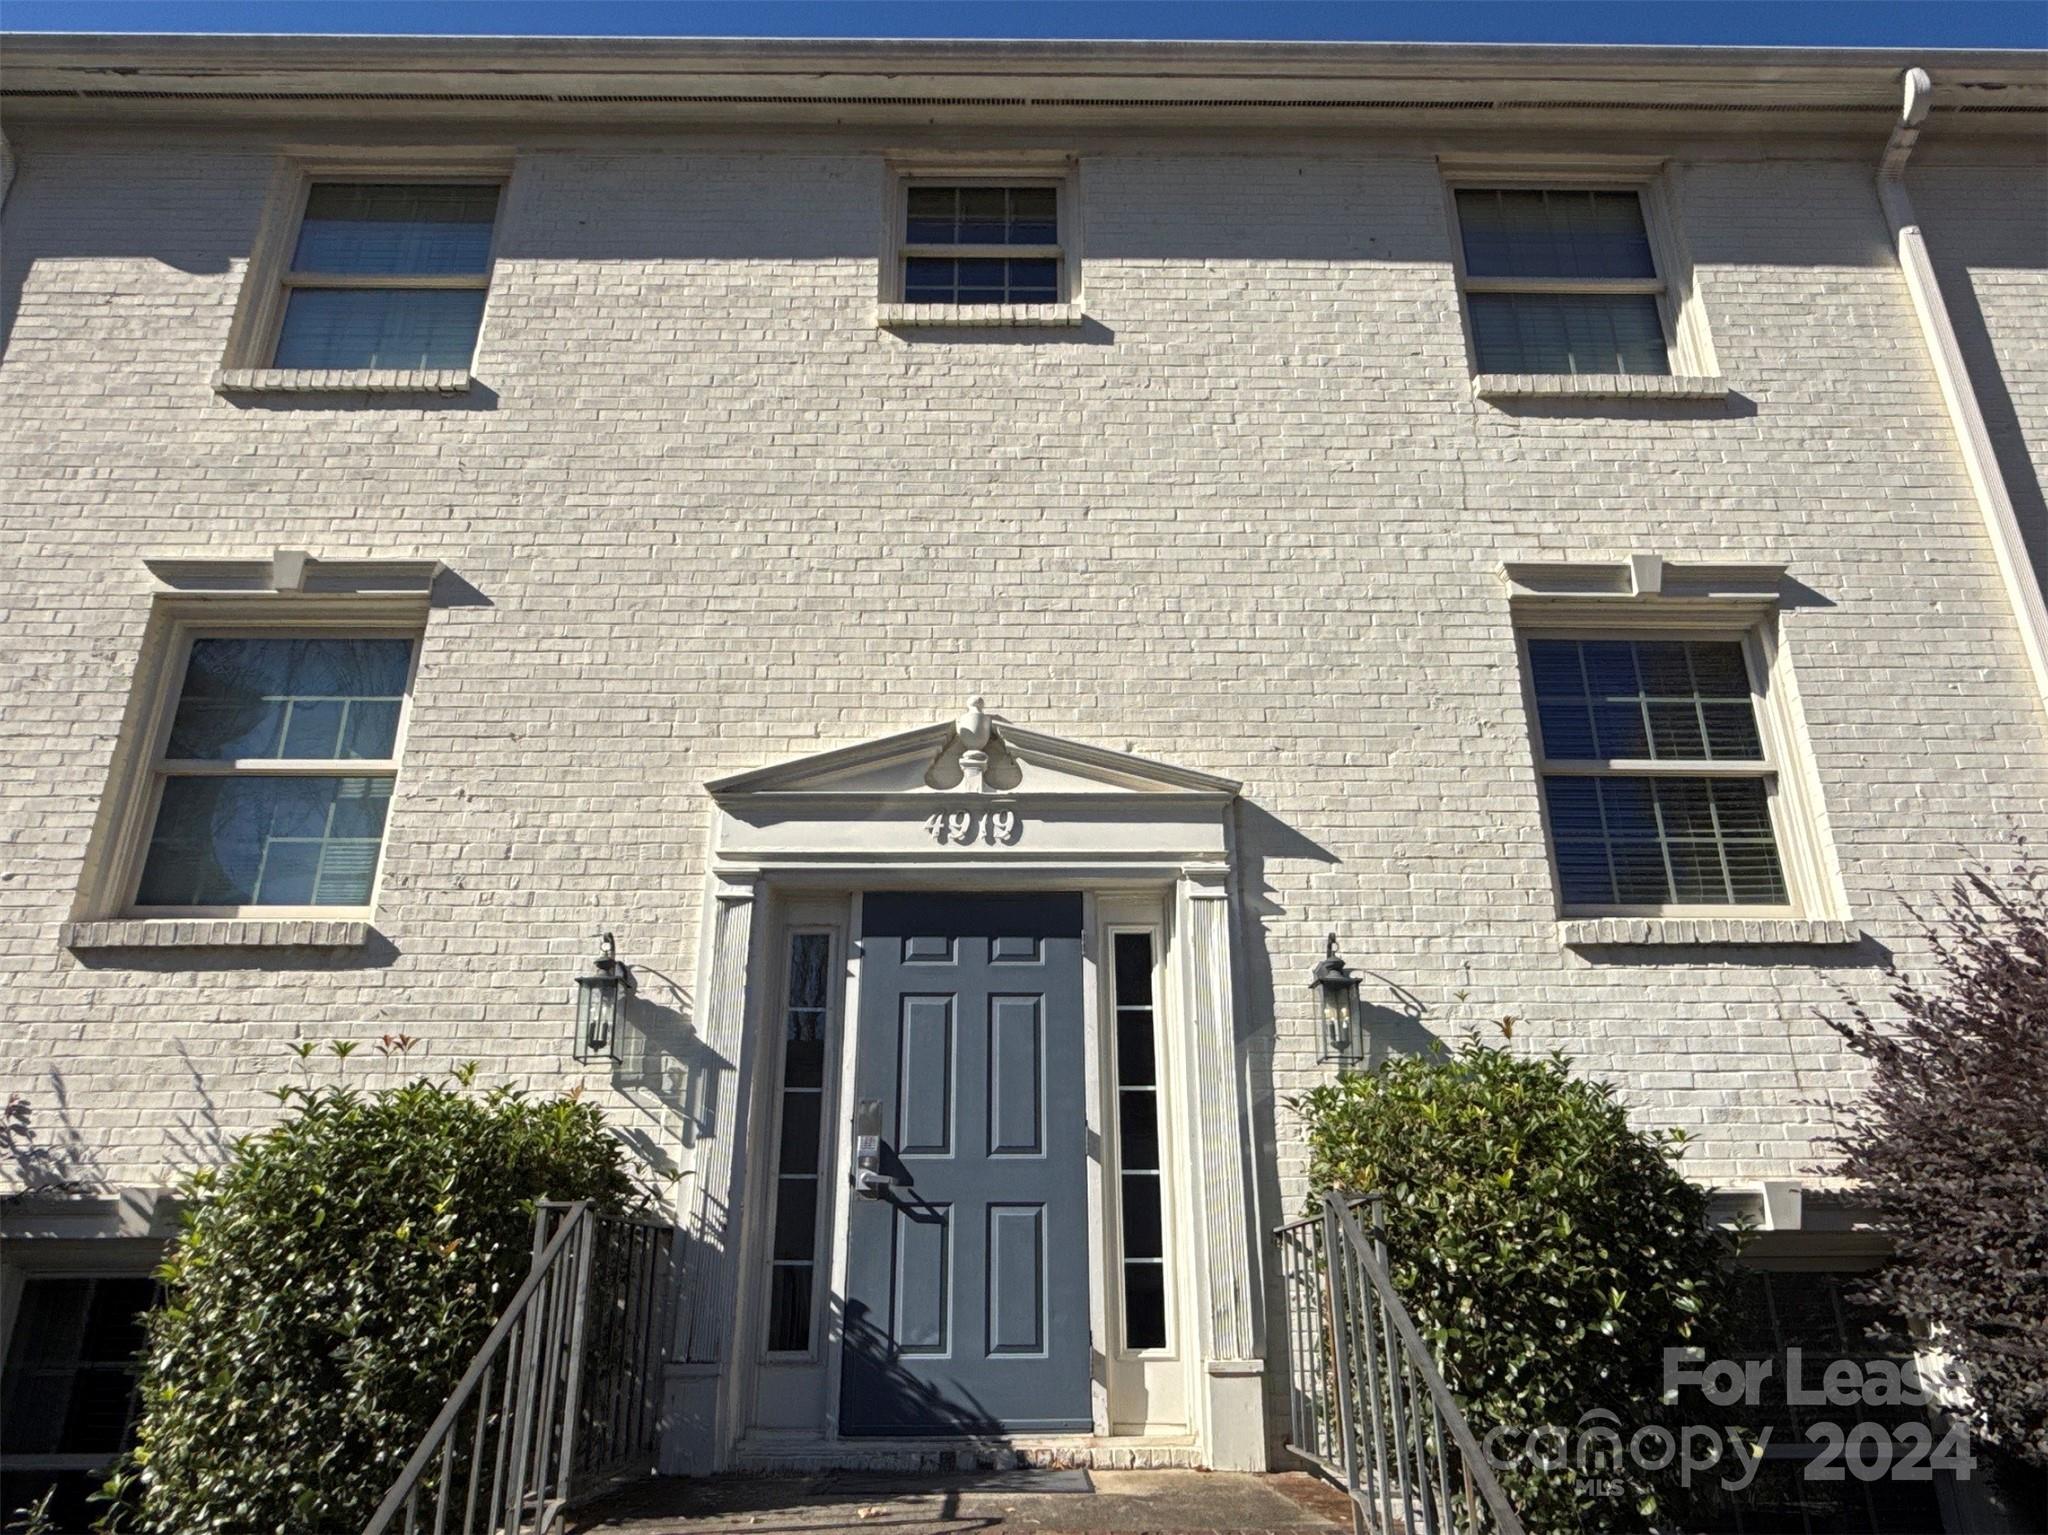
1176,865,1267,1470
664,868,761,1472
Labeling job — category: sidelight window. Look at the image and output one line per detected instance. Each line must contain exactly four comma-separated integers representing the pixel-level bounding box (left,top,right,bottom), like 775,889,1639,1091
1110,930,1170,1352
764,931,833,1355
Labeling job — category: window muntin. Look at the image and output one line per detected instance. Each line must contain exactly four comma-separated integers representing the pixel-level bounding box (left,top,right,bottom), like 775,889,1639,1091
1454,187,1673,376
1527,636,1790,911
895,181,1064,305
1111,930,1169,1353
270,182,499,370
132,635,414,913
764,931,832,1355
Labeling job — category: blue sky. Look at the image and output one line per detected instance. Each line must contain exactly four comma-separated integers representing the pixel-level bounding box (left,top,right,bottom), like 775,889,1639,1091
4,1,2044,49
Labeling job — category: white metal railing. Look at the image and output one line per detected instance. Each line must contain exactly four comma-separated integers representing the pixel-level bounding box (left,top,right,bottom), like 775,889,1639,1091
363,1201,672,1535
1275,1193,1525,1535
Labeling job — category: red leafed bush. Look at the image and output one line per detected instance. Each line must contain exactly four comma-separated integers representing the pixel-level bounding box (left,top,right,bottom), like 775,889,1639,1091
1823,856,2048,1466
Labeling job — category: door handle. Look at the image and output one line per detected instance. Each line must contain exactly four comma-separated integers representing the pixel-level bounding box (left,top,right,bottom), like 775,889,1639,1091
854,1166,907,1200
851,1098,904,1200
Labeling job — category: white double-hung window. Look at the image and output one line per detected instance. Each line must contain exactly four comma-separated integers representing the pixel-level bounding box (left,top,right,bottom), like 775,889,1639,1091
128,634,417,913
1524,634,1792,912
257,180,501,371
1452,186,1679,377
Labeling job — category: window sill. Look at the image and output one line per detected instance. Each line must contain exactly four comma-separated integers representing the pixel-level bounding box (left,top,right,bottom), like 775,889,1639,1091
1560,917,1859,948
1475,373,1729,401
877,301,1085,329
61,918,374,950
214,368,474,396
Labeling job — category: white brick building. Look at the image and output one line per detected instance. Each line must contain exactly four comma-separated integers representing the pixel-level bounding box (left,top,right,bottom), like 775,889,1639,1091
1,34,2043,1496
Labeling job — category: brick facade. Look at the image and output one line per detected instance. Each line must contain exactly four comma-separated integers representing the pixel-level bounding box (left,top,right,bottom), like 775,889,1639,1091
2,39,2045,1467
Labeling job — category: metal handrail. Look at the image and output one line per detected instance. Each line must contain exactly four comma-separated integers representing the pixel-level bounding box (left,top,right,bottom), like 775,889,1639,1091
363,1201,672,1535
1274,1192,1525,1535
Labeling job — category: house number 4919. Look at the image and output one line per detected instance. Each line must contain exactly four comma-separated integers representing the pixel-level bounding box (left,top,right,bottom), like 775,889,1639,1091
923,810,1022,846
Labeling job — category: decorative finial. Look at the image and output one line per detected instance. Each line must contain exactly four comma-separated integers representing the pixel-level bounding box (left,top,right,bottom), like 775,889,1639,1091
956,696,991,793
955,695,990,751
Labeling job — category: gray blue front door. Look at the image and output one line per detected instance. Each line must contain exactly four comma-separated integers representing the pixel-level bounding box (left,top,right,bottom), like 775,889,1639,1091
839,891,1092,1436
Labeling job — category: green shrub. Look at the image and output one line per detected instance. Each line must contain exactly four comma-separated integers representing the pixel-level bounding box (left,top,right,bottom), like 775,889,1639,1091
111,1058,637,1534
1294,1036,1732,1532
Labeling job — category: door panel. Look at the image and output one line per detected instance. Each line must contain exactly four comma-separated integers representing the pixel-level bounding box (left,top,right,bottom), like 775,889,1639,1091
840,891,1090,1436
987,996,1044,1156
895,996,954,1157
986,1204,1046,1355
890,1204,951,1354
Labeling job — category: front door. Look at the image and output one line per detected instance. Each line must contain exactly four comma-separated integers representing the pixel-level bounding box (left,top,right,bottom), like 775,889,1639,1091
839,891,1092,1436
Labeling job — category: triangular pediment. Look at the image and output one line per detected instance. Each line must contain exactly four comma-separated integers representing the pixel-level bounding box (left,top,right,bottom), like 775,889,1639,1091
706,711,1240,799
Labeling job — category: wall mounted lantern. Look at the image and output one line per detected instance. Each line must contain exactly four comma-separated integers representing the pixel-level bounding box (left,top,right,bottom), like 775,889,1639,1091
1311,933,1365,1065
573,932,636,1065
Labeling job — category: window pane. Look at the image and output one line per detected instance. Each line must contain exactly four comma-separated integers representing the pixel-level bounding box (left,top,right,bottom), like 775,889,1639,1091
777,1092,822,1172
1118,1089,1160,1171
1553,837,1615,907
136,775,392,907
782,1035,824,1091
898,255,1061,305
903,184,1057,247
1469,291,1669,376
958,186,1008,244
1528,638,1763,764
1006,258,1058,301
274,287,486,371
1008,186,1058,244
1113,932,1153,1009
904,186,956,244
766,1265,814,1353
771,1177,818,1262
903,256,956,301
1115,1011,1156,1088
1123,1263,1167,1351
787,932,830,1012
1457,188,1656,279
1544,774,1788,908
1120,1176,1163,1259
167,638,410,762
292,183,499,275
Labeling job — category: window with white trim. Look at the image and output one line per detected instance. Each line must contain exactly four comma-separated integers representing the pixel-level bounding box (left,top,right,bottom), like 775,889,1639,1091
264,181,500,370
128,633,417,914
1524,634,1795,912
890,177,1069,305
764,931,832,1355
1452,187,1675,376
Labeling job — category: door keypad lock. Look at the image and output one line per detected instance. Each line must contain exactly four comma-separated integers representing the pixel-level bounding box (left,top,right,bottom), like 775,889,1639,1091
852,1098,904,1199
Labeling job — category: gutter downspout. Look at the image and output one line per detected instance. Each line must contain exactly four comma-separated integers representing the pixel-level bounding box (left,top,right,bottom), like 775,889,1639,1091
0,129,14,212
1877,66,2048,722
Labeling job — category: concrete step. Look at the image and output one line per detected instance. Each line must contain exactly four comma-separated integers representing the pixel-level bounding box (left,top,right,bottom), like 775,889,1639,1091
570,1468,1351,1533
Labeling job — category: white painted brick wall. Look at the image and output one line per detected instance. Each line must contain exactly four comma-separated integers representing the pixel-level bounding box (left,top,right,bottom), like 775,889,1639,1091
1,127,2043,1288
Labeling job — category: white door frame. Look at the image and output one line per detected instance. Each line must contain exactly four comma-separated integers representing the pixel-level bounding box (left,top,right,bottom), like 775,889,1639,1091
658,711,1267,1474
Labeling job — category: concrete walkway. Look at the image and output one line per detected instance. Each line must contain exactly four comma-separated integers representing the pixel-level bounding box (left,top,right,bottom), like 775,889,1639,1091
571,1469,1351,1534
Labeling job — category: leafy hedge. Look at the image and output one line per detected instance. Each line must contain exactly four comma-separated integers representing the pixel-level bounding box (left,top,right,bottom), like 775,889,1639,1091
1294,1037,1732,1532
110,1058,636,1534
